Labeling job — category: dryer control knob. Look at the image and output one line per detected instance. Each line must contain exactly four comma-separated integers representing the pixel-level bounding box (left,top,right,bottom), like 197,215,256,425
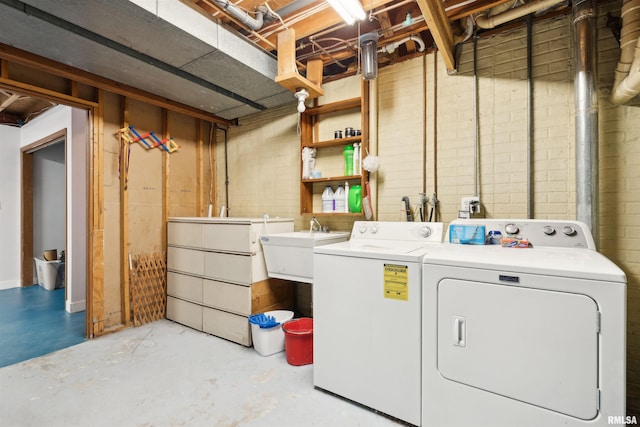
359,225,368,234
419,226,432,238
543,226,556,235
562,225,577,236
505,223,519,235
370,225,379,234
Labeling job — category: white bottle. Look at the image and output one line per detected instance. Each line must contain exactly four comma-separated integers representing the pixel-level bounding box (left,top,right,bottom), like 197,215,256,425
334,185,345,213
353,143,360,175
322,186,334,213
344,181,350,213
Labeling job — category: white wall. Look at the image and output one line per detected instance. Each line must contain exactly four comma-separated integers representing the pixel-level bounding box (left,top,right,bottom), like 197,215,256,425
20,105,88,313
32,142,66,266
0,125,21,290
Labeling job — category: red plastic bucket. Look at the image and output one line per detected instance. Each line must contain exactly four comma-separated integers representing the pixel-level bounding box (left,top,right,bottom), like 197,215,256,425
282,318,314,366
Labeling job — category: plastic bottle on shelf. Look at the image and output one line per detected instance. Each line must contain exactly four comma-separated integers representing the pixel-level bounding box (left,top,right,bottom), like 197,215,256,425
334,185,345,213
353,143,360,175
343,145,354,176
344,181,350,212
322,186,335,213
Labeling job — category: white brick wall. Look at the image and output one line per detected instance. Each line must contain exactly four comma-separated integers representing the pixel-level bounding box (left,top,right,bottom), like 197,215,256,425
222,3,639,411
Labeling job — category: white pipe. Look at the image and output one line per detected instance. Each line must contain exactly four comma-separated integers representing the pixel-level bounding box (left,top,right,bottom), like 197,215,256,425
610,0,640,104
211,1,266,31
476,0,565,29
378,36,425,54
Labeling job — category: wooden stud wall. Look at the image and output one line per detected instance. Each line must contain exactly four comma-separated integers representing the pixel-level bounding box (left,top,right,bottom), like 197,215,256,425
0,44,225,336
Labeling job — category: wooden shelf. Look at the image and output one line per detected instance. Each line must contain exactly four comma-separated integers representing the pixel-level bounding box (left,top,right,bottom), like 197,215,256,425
302,136,361,149
299,81,370,215
302,175,361,183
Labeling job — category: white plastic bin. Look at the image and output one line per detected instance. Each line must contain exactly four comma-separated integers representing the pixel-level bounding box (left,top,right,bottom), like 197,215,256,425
250,310,294,356
34,257,65,291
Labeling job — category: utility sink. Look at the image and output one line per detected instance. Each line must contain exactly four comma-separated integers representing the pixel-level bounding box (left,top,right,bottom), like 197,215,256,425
260,231,350,283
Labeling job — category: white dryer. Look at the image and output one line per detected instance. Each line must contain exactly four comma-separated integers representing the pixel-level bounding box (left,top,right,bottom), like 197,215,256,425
422,219,626,427
314,221,444,426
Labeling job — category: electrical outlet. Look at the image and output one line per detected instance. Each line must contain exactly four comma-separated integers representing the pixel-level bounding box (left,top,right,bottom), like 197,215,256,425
461,197,480,213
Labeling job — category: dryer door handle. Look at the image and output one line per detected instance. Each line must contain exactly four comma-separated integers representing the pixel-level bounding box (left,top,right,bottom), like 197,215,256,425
453,316,466,347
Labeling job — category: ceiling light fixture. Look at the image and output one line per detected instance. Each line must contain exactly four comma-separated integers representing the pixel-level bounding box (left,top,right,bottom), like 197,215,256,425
327,0,366,25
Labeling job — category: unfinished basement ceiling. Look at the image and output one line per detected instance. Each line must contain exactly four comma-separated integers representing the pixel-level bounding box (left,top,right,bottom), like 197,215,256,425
0,0,583,123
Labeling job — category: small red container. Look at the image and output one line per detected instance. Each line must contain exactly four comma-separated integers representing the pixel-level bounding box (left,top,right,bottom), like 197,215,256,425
282,318,314,366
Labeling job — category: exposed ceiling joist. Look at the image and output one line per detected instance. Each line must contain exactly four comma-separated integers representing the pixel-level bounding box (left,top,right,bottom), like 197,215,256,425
416,0,456,70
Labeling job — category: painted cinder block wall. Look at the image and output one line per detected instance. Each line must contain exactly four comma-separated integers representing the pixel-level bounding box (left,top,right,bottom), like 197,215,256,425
221,2,639,414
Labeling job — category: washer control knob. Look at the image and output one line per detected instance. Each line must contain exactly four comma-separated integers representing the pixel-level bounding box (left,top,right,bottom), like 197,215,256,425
359,225,367,234
505,223,519,235
370,225,379,234
562,225,577,236
419,226,432,238
543,226,556,235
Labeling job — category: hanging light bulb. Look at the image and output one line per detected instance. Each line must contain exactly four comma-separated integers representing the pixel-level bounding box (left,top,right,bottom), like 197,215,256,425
295,88,309,113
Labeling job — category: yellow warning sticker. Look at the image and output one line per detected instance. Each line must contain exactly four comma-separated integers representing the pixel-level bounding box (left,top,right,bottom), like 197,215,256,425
383,264,409,301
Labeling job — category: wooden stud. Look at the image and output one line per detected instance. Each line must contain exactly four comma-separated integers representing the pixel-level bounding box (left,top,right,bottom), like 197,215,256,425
196,119,204,216
250,279,295,314
162,109,170,251
120,95,131,327
89,90,106,337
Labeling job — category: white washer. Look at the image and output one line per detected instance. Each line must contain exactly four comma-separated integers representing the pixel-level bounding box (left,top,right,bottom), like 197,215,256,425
422,219,626,427
313,221,444,426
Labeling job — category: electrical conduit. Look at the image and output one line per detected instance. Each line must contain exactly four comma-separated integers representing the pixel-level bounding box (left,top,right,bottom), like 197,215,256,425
211,0,267,31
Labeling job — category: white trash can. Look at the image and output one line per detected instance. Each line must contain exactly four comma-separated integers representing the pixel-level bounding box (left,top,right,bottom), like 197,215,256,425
34,257,65,291
249,310,294,356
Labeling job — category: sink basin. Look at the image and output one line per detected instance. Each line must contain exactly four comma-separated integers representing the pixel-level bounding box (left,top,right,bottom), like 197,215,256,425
260,231,350,283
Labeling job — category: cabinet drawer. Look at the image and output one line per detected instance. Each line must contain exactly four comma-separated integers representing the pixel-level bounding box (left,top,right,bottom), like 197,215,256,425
168,222,204,248
167,272,203,303
203,223,255,253
167,247,204,276
203,307,251,346
167,296,203,331
204,252,260,284
202,279,251,315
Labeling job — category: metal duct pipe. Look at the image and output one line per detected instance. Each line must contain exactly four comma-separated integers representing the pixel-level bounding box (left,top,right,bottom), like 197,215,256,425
211,1,266,31
573,0,599,246
610,0,640,104
476,0,565,29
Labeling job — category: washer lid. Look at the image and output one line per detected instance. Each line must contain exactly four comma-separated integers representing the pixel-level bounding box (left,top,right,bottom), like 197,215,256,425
422,244,626,283
314,240,438,262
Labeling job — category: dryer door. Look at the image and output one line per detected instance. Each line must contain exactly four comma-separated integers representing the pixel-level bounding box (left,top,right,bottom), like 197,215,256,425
437,278,599,420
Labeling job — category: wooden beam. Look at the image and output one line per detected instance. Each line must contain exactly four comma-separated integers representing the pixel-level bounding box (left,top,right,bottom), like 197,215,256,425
0,43,235,127
275,28,324,98
416,0,456,71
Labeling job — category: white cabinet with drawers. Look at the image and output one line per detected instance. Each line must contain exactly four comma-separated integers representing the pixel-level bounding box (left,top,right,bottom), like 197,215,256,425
166,217,294,346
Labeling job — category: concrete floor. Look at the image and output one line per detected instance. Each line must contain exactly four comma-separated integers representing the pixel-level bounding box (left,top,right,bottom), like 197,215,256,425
0,319,404,427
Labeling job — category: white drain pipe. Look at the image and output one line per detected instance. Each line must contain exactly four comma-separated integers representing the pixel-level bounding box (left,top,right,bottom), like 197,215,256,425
211,1,267,31
476,0,565,29
610,0,640,104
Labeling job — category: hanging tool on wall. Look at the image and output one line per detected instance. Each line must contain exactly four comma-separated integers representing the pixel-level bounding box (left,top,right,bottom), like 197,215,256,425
116,127,132,186
128,125,153,149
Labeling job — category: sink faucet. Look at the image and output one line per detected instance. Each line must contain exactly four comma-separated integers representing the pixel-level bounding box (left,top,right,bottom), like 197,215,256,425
310,217,329,233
